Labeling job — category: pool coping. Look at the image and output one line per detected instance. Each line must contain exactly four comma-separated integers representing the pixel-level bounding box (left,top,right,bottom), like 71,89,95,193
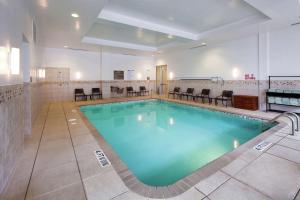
76,97,288,199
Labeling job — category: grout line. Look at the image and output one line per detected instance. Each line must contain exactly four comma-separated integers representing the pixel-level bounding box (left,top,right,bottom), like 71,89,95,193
62,102,88,200
230,176,274,199
293,188,300,200
265,151,300,164
26,181,82,200
24,104,50,200
110,191,129,200
275,143,300,152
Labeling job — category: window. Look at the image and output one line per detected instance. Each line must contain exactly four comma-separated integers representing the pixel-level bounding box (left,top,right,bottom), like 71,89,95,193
10,48,20,75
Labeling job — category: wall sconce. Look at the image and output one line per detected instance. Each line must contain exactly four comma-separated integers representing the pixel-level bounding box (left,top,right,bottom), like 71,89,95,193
76,71,82,80
169,72,174,80
137,73,142,80
0,47,9,75
38,68,45,79
232,68,240,79
10,48,20,75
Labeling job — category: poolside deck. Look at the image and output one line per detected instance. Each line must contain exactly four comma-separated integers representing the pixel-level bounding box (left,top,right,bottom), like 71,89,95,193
1,97,300,200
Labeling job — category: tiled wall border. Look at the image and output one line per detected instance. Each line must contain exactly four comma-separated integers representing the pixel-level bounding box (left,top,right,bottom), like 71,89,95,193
0,84,23,104
77,97,287,199
0,84,24,193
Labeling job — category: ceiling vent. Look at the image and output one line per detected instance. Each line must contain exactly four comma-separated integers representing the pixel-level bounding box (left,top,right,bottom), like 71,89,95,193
291,22,300,26
122,53,137,56
189,43,207,50
67,47,89,52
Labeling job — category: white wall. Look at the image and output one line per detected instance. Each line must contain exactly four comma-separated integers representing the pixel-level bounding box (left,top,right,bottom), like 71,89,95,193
156,36,259,80
42,48,101,81
0,0,43,85
101,52,155,80
269,26,300,76
156,25,300,81
42,48,155,81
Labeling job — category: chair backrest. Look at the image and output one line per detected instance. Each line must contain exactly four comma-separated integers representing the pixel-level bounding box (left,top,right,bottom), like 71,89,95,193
117,88,124,94
187,88,194,94
126,87,133,92
75,88,84,94
174,87,180,92
222,90,233,98
140,86,146,91
92,88,101,94
201,89,210,96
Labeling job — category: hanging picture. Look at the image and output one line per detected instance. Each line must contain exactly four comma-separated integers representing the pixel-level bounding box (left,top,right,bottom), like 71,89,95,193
114,71,124,80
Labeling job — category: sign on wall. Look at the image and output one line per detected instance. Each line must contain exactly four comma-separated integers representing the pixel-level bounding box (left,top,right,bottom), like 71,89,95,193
127,69,135,80
114,71,124,80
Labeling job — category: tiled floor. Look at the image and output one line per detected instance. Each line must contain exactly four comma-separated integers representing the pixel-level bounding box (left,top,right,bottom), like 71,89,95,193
1,97,300,200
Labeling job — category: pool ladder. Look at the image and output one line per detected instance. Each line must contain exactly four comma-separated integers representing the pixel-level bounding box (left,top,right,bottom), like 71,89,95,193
269,112,299,135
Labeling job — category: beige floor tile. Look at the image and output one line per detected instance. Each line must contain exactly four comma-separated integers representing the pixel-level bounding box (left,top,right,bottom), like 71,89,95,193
169,188,205,200
72,134,97,146
278,138,300,151
195,171,230,196
27,182,86,200
238,149,262,163
77,154,113,180
264,135,283,144
84,170,128,200
112,191,147,200
34,143,76,171
267,144,300,163
235,154,300,200
26,162,81,199
208,179,271,200
38,138,72,151
221,158,248,176
275,131,289,137
286,134,300,141
74,141,101,160
41,131,70,143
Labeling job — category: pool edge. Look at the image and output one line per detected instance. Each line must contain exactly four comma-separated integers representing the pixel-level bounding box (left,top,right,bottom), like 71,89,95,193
76,98,288,198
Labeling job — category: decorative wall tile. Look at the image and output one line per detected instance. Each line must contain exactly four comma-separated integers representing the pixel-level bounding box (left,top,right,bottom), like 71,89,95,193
0,84,24,193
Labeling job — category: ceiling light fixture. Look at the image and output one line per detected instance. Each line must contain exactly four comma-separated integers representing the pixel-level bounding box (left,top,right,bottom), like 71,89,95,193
71,13,80,18
168,34,173,39
64,45,68,48
38,0,48,8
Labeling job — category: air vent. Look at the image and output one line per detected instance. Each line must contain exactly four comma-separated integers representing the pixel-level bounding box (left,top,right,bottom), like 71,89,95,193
291,22,300,26
122,53,137,56
189,43,207,50
67,47,89,52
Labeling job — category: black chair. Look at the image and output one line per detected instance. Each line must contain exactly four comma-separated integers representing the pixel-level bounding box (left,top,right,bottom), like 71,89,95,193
168,87,180,98
126,87,137,96
74,88,87,101
139,86,149,96
180,88,194,100
194,89,210,103
91,88,102,100
215,90,233,107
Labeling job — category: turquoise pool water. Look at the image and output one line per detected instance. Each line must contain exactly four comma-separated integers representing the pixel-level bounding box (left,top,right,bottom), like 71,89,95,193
81,100,271,186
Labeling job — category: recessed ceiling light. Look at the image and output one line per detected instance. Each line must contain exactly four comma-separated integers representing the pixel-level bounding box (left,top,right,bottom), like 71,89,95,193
38,0,48,8
64,45,68,48
71,13,80,18
168,34,173,39
201,42,207,46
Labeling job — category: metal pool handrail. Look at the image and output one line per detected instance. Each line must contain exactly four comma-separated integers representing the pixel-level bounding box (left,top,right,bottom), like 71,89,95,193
269,112,299,135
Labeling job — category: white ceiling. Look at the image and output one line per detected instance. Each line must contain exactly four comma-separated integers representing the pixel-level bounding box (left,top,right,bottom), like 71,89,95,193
30,0,300,55
99,0,266,35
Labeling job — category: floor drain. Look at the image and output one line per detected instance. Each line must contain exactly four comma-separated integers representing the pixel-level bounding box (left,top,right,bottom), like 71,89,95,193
254,141,272,151
95,150,111,167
